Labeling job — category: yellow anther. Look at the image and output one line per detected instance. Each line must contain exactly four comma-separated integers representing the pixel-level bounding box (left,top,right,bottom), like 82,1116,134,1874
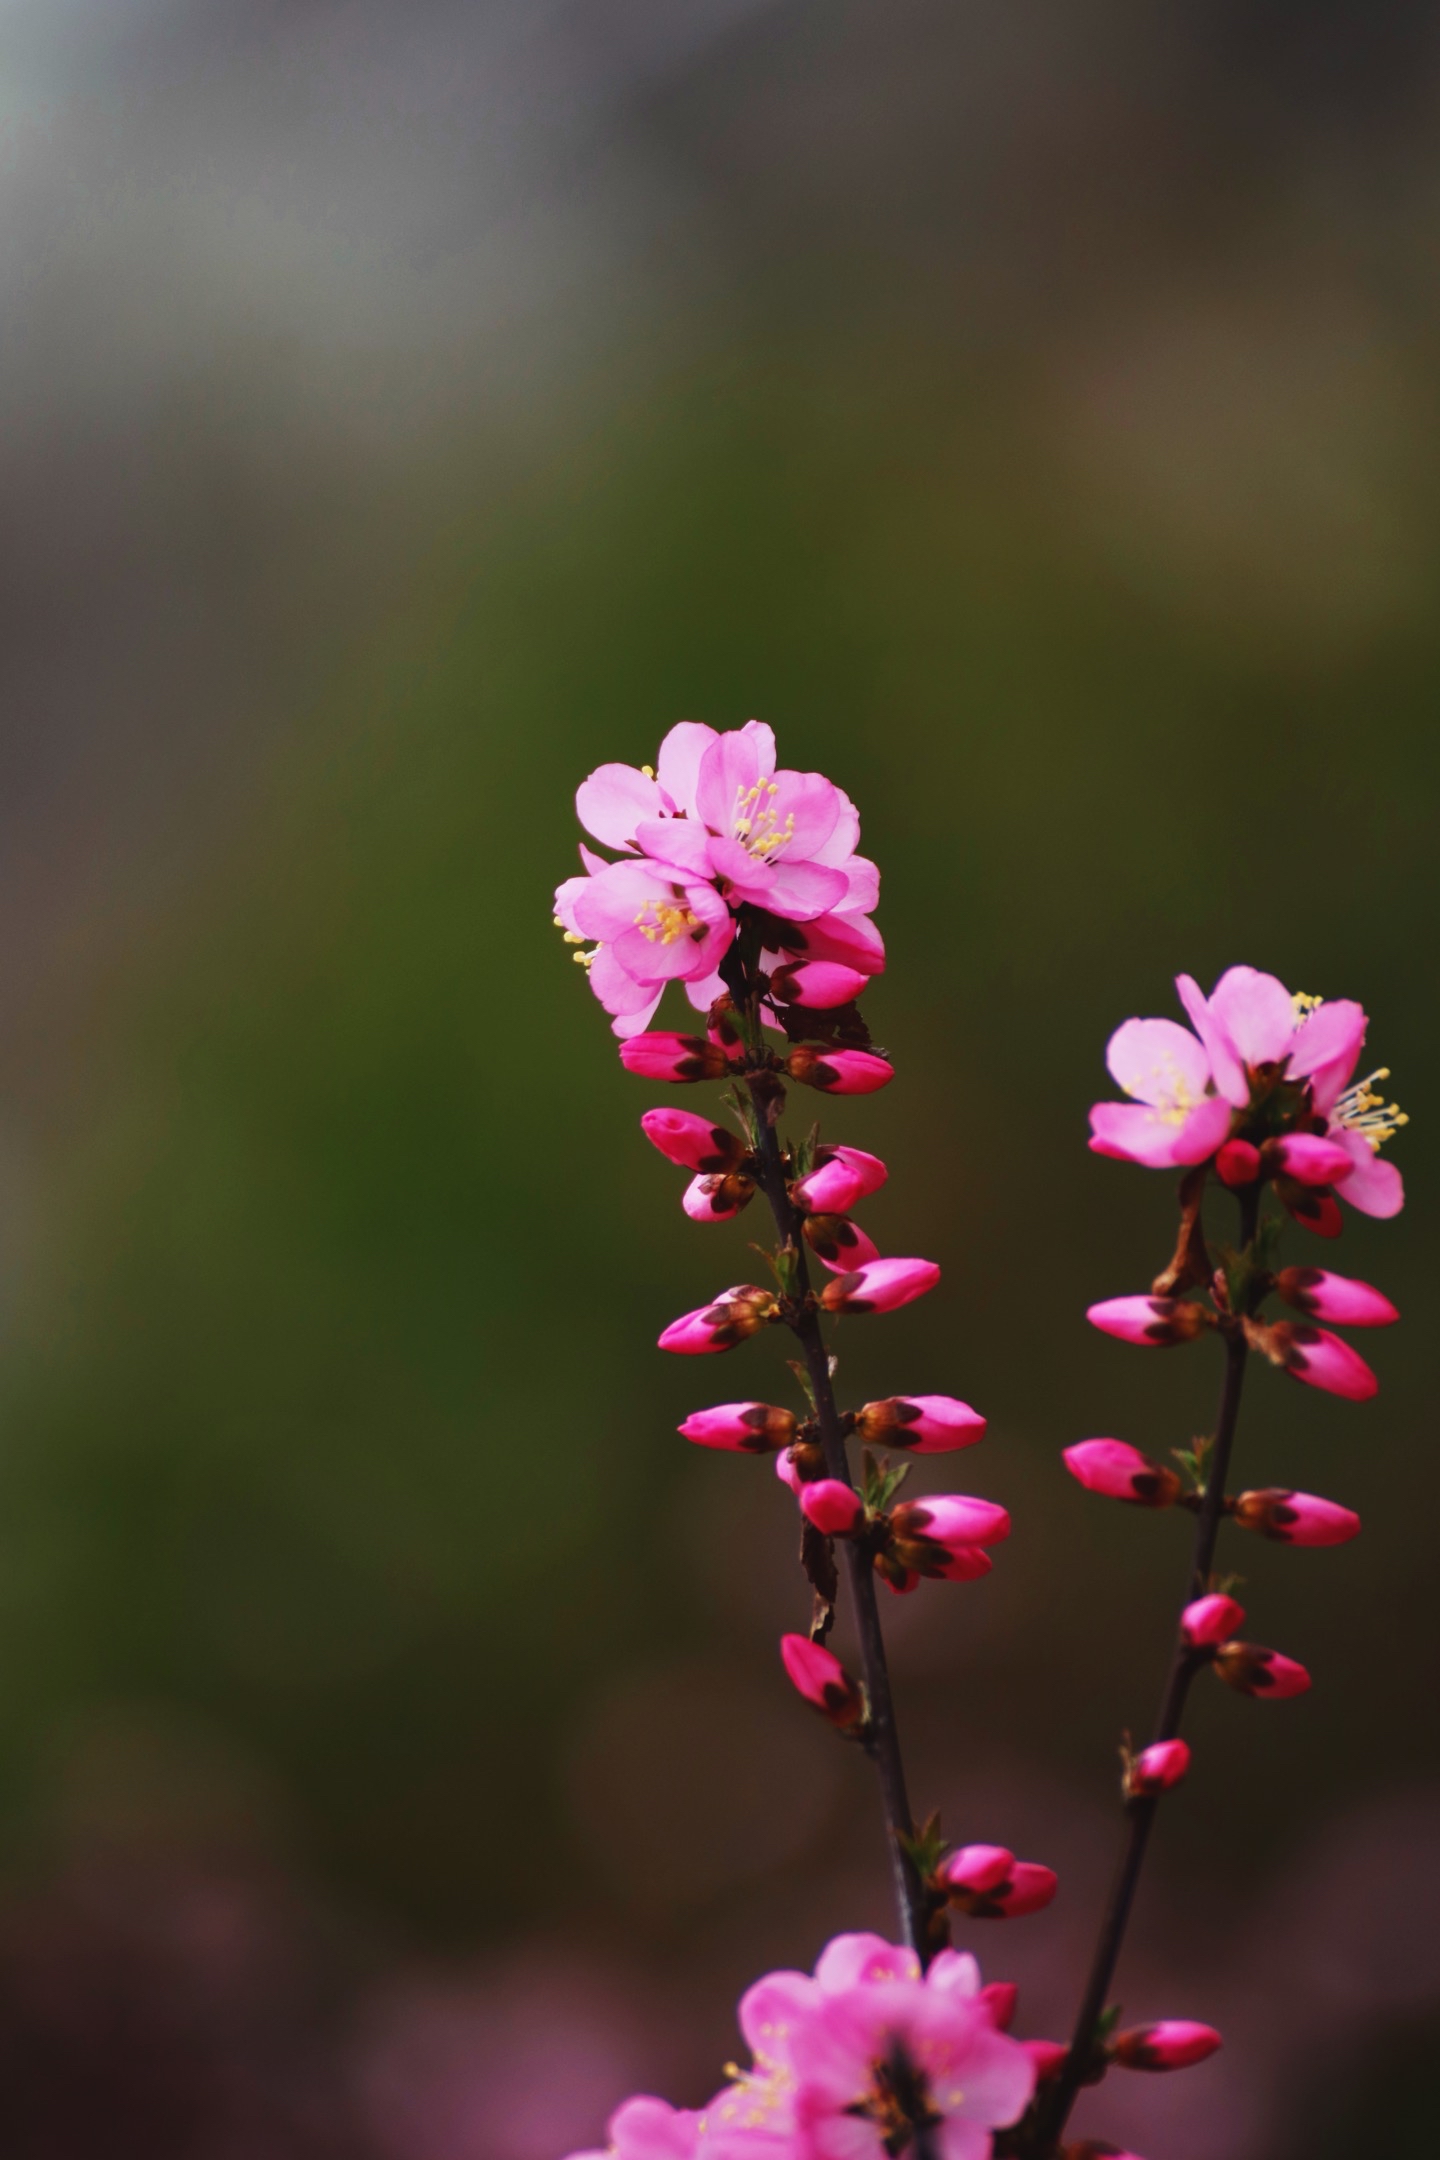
1291,991,1325,1017
641,764,655,779
1334,1067,1408,1151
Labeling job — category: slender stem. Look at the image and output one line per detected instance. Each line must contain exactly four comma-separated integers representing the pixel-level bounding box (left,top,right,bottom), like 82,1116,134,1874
744,1076,936,1964
1034,1189,1257,2153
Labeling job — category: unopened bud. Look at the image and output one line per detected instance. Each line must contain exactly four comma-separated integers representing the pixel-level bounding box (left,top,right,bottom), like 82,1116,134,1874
891,1495,1010,1551
705,997,746,1060
802,1213,879,1272
1181,1593,1245,1649
1212,1641,1312,1699
785,1046,895,1095
979,1981,1018,2030
854,1395,986,1452
1273,1267,1399,1328
1126,1740,1191,1797
793,1146,888,1215
1232,1487,1360,1547
678,1403,797,1453
1063,1439,1182,1507
658,1286,777,1355
620,1032,730,1082
779,1633,865,1732
799,1479,864,1536
682,1171,756,1223
768,960,870,1008
1267,1132,1355,1187
1087,1297,1210,1347
639,1107,746,1173
1248,1320,1379,1402
940,1844,1058,1918
1112,2021,1222,2072
1215,1138,1261,1188
1024,2041,1070,2083
820,1258,940,1315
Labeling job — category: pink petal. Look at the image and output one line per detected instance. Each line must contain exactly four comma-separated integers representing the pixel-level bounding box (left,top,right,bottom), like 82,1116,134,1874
759,857,852,920
1105,1017,1211,1108
1176,971,1248,1108
1331,1128,1405,1217
810,786,862,866
1287,997,1366,1108
1088,1096,1230,1169
1206,965,1297,1071
795,910,886,975
655,721,717,816
813,1934,920,1992
694,720,777,833
632,817,714,878
575,763,662,852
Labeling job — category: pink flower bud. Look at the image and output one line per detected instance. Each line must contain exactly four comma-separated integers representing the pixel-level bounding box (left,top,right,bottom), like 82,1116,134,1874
1065,2145,1146,2160
768,960,870,1008
853,1394,986,1452
1126,1740,1191,1796
799,1480,865,1535
1232,1487,1360,1547
639,1107,746,1173
1260,1321,1379,1401
802,1213,880,1273
1282,1184,1343,1238
1274,1267,1399,1328
779,1633,865,1732
620,1032,731,1082
1215,1138,1261,1188
1024,2041,1070,2083
681,1171,755,1223
820,1258,940,1315
891,1495,1011,1549
941,1845,1058,1918
792,1145,888,1216
1212,1641,1312,1699
979,1981,1018,2030
1181,1593,1245,1648
1112,2021,1223,2071
678,1402,798,1453
786,1046,895,1094
658,1286,777,1354
706,997,746,1059
1063,1439,1182,1507
1087,1297,1210,1347
1268,1132,1355,1186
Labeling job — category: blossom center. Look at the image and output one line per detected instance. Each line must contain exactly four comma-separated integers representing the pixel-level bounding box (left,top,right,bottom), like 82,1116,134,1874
634,898,703,945
731,779,795,860
1333,1067,1409,1153
1126,1054,1198,1126
848,2048,945,2155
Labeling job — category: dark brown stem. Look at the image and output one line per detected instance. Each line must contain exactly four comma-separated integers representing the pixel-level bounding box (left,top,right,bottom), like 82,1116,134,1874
744,1077,937,1964
1033,1186,1258,2153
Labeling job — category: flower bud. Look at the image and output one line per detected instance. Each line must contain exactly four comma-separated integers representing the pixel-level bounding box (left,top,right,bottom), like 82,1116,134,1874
779,1633,865,1731
1212,1641,1312,1699
705,996,746,1060
880,1541,991,1587
820,1257,940,1315
891,1495,1010,1549
799,1479,865,1535
1062,1439,1182,1507
979,1981,1018,2030
802,1213,880,1273
681,1171,756,1223
1065,2144,1146,2159
1255,1321,1379,1402
678,1402,798,1453
1273,1267,1399,1328
1112,2021,1222,2071
639,1107,746,1174
620,1032,730,1082
1215,1138,1261,1188
1126,1740,1191,1797
1086,1297,1210,1347
1267,1132,1355,1186
1280,1182,1343,1238
1024,2041,1070,2082
792,1145,888,1216
658,1286,777,1355
768,960,870,1008
941,1845,1058,1918
1231,1487,1360,1547
785,1046,895,1095
1181,1593,1245,1648
853,1395,986,1452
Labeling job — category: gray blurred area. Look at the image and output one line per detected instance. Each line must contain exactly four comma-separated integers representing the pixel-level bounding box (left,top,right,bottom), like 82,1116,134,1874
1,5,1439,2157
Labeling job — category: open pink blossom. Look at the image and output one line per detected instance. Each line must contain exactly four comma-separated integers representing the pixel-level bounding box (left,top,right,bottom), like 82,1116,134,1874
821,1258,939,1315
679,1402,797,1453
572,858,733,992
1273,1267,1399,1327
793,1146,888,1216
1231,1488,1360,1546
854,1395,987,1452
1088,1017,1233,1170
1063,1439,1182,1507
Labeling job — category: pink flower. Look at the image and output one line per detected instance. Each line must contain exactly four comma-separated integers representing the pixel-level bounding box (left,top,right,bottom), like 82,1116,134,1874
800,1480,865,1536
820,1258,939,1315
793,1146,888,1216
1273,1267,1399,1328
1086,1297,1209,1347
640,1108,747,1173
786,1046,895,1095
780,1634,866,1731
1126,1740,1191,1796
1212,1642,1312,1699
658,1287,778,1355
1088,1017,1233,1170
769,960,871,1008
853,1395,987,1453
1181,1594,1245,1648
620,1033,732,1082
939,1845,1058,1919
1062,1439,1182,1507
1252,1321,1379,1401
1112,2021,1222,2072
712,1932,1035,2159
802,1214,880,1273
1231,1488,1360,1546
563,2094,702,2160
682,1173,756,1224
678,1403,798,1453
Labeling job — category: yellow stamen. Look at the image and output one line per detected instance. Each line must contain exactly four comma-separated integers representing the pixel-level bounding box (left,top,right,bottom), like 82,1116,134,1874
633,899,701,945
1333,1067,1408,1152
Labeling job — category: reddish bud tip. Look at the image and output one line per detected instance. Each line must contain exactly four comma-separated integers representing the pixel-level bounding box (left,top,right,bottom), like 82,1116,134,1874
1126,1739,1191,1796
1063,1439,1182,1507
1113,2020,1223,2071
779,1633,865,1731
1087,1296,1209,1347
785,1046,895,1094
1232,1488,1360,1547
799,1479,865,1536
1024,2041,1070,2083
1181,1593,1246,1648
768,960,870,1008
1213,1641,1312,1699
940,1845,1058,1917
979,1981,1018,2031
678,1402,798,1453
620,1032,732,1082
1216,1138,1261,1188
854,1395,986,1452
1274,1267,1399,1328
639,1107,746,1174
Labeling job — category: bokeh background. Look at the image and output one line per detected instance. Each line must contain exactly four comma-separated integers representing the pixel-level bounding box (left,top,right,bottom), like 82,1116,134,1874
1,3,1437,2154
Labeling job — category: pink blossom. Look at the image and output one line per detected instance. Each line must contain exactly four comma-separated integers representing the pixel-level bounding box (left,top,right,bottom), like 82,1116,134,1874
1273,1266,1399,1327
1086,1297,1209,1347
769,960,870,1008
786,1046,895,1095
1062,1439,1182,1507
563,2094,702,2160
1112,2021,1222,2072
640,1108,746,1173
1181,1594,1245,1648
1212,1642,1312,1698
802,1214,880,1273
571,857,734,994
620,1033,732,1082
820,1258,939,1315
1088,1017,1233,1170
678,1403,797,1453
1256,1321,1380,1401
1231,1487,1360,1546
682,1173,756,1224
800,1480,865,1536
780,1634,866,1731
1126,1740,1191,1796
940,1845,1058,1919
793,1147,888,1216
853,1395,986,1452
658,1287,778,1355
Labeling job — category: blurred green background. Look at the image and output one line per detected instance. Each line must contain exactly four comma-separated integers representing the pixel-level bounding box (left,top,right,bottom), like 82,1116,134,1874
0,5,1436,2156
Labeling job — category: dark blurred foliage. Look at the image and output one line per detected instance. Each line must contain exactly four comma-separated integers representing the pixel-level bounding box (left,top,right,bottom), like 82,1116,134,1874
0,3,1438,2155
